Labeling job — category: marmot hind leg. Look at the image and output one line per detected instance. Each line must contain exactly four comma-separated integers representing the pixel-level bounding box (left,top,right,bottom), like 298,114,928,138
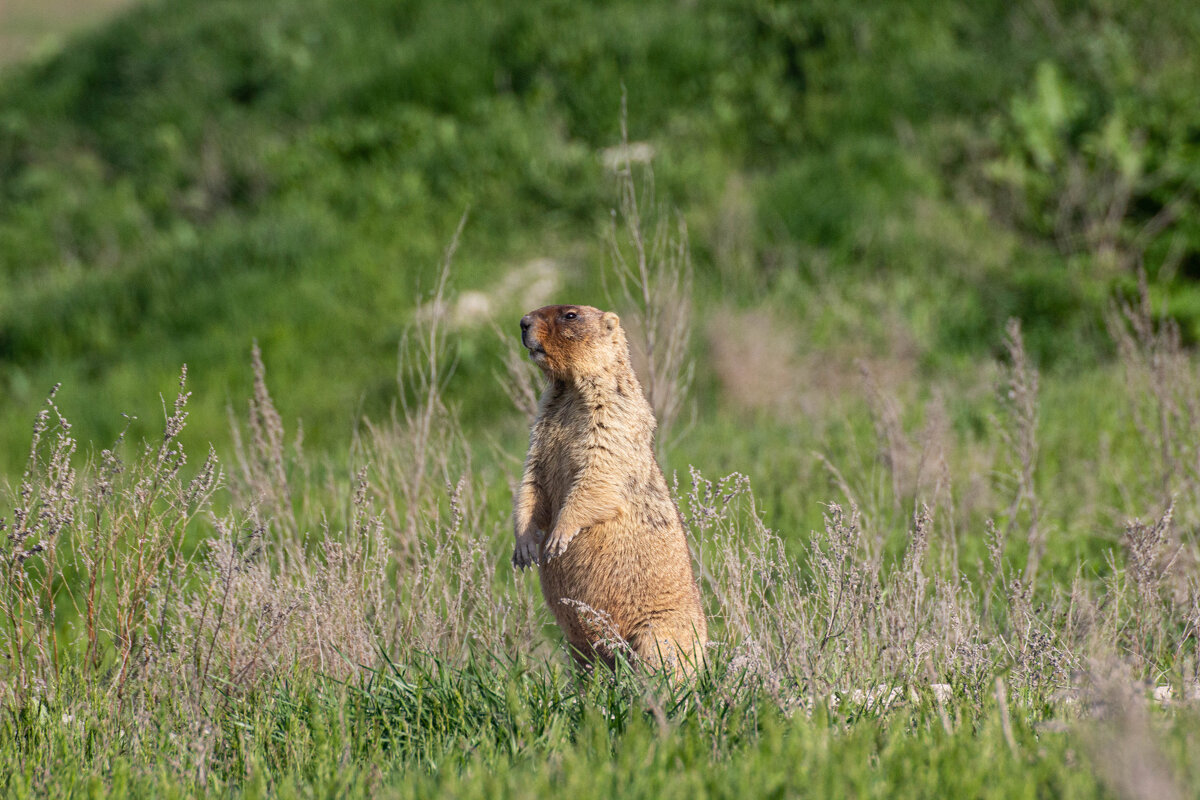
628,623,706,678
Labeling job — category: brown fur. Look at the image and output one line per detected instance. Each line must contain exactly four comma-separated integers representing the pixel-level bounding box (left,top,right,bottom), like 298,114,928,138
512,304,707,676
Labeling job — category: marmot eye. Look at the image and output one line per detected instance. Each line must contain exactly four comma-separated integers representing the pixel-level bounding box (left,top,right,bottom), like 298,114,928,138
563,311,578,320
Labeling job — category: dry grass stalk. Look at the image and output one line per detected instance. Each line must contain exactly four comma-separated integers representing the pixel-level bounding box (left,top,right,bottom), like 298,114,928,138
1,385,74,701
360,214,468,556
1107,268,1200,521
0,370,221,706
860,361,913,517
229,343,299,539
604,94,695,451
996,318,1044,584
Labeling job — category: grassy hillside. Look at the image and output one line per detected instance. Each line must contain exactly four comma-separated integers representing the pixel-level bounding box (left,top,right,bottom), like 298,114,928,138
3,0,1200,796
2,0,1198,472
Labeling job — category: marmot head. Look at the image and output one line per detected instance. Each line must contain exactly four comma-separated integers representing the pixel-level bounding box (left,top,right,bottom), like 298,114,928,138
520,304,627,379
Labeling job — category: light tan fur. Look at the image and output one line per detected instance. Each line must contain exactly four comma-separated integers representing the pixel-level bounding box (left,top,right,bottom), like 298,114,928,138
513,304,707,676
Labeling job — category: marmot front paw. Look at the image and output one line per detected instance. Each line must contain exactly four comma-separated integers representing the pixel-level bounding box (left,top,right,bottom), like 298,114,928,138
512,535,542,570
542,526,579,561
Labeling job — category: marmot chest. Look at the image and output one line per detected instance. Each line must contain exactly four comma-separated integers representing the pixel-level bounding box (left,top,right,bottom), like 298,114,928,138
533,395,595,504
532,391,641,510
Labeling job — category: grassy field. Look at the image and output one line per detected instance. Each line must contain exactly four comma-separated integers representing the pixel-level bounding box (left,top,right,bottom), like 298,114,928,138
3,0,1200,796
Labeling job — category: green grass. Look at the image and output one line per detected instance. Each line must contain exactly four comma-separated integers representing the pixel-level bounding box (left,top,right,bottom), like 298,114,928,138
8,656,1196,799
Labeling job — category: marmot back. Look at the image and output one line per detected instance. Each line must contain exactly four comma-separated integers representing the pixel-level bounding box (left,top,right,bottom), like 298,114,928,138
512,304,706,676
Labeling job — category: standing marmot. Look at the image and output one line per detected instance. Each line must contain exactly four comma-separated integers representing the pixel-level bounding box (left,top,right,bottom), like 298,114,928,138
512,304,707,676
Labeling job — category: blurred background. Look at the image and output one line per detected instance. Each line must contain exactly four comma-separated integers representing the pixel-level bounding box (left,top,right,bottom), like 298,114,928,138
1,0,1198,525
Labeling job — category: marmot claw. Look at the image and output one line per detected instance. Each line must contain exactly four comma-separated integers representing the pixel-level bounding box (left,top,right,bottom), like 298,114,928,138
512,538,540,570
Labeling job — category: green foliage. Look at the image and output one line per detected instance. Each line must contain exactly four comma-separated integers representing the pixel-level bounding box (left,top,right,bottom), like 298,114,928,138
2,0,1200,469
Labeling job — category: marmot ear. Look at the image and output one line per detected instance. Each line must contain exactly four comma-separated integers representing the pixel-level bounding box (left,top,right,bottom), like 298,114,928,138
603,312,619,332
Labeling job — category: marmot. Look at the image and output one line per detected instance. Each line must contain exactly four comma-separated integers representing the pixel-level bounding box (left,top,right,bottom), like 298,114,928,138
512,304,707,675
